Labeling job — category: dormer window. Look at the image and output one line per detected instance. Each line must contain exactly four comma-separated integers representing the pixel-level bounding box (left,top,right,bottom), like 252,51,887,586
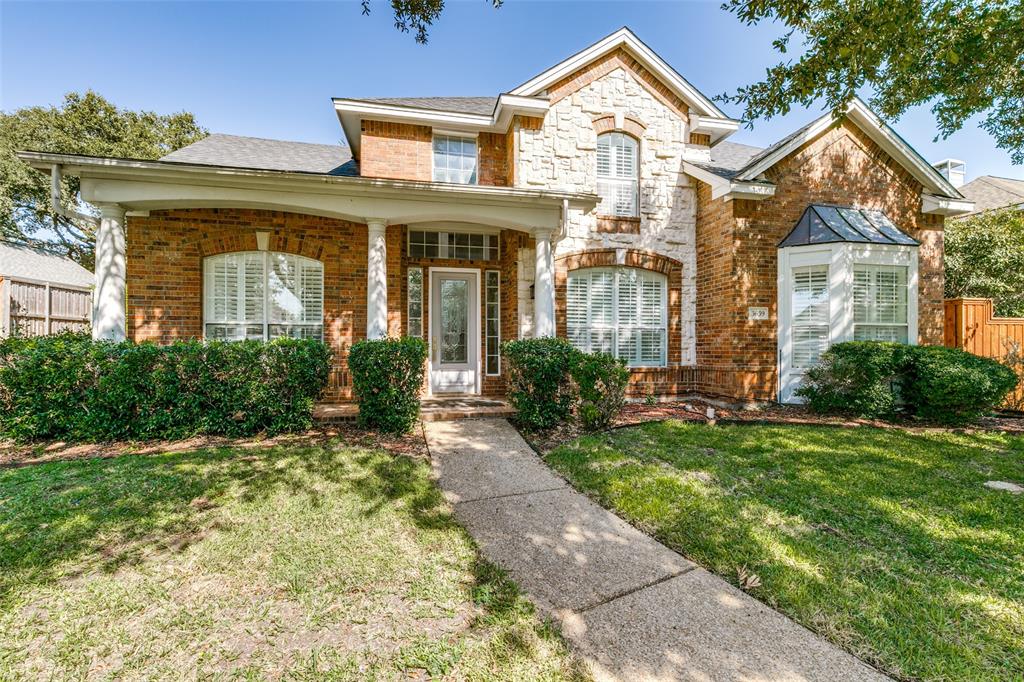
597,132,639,217
433,134,477,184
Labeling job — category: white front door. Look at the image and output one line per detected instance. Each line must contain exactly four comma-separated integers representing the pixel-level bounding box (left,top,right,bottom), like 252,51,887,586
430,270,480,394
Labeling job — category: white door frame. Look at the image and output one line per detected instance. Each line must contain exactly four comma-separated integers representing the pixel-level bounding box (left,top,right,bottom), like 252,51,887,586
428,266,481,395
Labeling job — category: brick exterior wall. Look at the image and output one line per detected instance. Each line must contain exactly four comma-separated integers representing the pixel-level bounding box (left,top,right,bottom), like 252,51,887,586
126,208,525,403
693,119,945,401
359,121,433,181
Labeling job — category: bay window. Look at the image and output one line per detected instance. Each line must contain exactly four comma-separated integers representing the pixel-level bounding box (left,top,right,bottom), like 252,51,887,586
596,132,639,217
203,251,323,341
567,267,666,366
853,264,909,342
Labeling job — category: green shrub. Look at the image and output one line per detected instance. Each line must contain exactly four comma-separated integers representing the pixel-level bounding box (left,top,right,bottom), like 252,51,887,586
502,338,579,430
348,337,427,434
0,332,331,442
798,341,1018,425
901,346,1018,424
571,351,629,431
797,341,909,419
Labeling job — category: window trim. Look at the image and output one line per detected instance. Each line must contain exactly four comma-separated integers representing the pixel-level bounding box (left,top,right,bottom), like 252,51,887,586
202,250,324,342
407,266,424,338
566,266,668,368
485,270,501,375
407,228,500,262
432,132,479,185
596,131,640,219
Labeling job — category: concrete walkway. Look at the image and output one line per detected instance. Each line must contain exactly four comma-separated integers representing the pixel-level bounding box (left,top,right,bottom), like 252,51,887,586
424,418,888,682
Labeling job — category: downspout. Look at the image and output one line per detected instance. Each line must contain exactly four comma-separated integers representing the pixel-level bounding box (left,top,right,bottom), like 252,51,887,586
50,165,100,229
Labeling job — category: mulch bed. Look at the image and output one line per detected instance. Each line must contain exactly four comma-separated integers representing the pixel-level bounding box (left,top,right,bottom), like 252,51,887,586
0,425,429,469
525,398,1024,453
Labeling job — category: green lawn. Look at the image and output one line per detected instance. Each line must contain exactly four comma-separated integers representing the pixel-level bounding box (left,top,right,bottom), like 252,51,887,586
545,421,1024,682
0,441,588,681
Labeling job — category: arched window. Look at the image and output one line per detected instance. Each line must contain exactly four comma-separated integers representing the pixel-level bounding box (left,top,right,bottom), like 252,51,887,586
567,267,666,366
596,132,639,217
203,251,323,341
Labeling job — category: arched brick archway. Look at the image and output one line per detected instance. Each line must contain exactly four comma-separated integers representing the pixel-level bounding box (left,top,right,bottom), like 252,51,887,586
554,248,685,366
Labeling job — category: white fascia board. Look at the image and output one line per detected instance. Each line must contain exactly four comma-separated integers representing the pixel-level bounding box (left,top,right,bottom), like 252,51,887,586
508,27,728,120
691,115,742,144
735,98,964,199
333,95,549,158
922,194,975,216
682,162,776,201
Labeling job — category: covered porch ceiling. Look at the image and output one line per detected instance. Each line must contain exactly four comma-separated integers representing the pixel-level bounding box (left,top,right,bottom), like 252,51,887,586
18,151,598,234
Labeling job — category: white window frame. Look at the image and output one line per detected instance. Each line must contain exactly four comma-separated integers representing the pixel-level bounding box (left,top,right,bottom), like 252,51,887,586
432,133,478,185
596,131,640,218
202,251,324,342
407,266,423,338
407,227,500,262
566,266,668,367
777,243,918,402
485,269,501,376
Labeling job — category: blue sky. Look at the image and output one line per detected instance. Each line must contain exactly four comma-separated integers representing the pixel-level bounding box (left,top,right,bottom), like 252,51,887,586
1,0,1019,182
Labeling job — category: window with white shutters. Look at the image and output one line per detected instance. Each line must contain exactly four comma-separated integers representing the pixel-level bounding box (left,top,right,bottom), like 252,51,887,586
204,251,323,341
853,264,909,343
596,132,639,217
790,265,830,368
566,267,666,366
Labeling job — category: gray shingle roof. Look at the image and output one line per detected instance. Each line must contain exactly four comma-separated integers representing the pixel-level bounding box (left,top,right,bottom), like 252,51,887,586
354,97,499,115
692,141,765,179
779,204,919,248
0,242,93,288
161,134,357,175
958,176,1024,216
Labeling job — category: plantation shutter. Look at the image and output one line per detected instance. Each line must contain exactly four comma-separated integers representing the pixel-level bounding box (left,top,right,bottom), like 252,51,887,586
853,265,908,342
565,267,666,366
791,265,830,368
596,132,639,217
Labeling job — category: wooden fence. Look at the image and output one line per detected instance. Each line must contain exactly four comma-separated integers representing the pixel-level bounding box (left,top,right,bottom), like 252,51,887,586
1,276,92,338
944,297,1024,408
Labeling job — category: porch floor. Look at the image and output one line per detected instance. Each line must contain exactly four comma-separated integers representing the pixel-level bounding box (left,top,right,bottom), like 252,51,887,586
312,397,514,424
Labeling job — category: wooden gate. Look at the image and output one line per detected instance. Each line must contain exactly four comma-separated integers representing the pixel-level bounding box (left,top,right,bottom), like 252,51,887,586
944,298,1024,408
1,277,92,337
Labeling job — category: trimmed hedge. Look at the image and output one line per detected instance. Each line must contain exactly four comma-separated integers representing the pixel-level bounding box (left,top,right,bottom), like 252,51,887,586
348,337,427,434
571,351,630,432
0,332,331,442
798,341,1017,425
502,338,579,430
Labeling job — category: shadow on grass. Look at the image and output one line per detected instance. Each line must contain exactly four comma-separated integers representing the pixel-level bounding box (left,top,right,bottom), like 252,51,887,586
0,437,542,651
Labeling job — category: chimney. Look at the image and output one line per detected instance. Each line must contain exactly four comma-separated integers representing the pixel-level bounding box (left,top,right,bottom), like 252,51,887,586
932,158,966,188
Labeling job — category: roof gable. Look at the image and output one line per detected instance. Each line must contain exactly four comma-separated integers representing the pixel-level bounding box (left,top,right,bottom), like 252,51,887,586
509,27,730,121
733,98,963,199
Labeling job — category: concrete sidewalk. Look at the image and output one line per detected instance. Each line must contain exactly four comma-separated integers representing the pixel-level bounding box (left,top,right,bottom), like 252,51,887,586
424,418,888,682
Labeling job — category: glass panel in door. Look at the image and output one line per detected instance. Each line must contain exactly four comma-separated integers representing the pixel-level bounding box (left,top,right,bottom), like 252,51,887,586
440,278,469,364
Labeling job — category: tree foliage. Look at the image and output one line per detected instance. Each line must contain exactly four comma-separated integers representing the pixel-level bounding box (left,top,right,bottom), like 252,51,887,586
719,0,1024,163
0,91,207,266
945,208,1024,316
360,0,502,43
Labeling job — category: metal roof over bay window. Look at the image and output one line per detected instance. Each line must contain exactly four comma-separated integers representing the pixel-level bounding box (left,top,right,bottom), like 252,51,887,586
779,205,919,248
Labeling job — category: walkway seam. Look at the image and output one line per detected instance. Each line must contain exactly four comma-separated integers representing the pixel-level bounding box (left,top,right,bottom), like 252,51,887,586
575,565,697,614
453,484,568,505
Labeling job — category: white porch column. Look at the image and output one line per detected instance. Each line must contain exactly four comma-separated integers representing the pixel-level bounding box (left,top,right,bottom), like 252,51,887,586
366,219,388,339
534,228,556,338
93,203,127,341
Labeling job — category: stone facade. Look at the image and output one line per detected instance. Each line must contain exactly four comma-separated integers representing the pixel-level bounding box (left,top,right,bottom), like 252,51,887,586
514,64,703,364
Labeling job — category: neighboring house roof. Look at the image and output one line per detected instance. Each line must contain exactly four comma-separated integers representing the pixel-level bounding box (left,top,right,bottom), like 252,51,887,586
779,204,919,248
354,97,499,116
957,176,1024,217
161,134,357,176
0,241,93,288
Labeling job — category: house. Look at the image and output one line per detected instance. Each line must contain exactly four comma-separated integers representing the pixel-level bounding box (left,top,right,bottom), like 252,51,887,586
0,241,93,337
17,28,974,403
955,173,1024,218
